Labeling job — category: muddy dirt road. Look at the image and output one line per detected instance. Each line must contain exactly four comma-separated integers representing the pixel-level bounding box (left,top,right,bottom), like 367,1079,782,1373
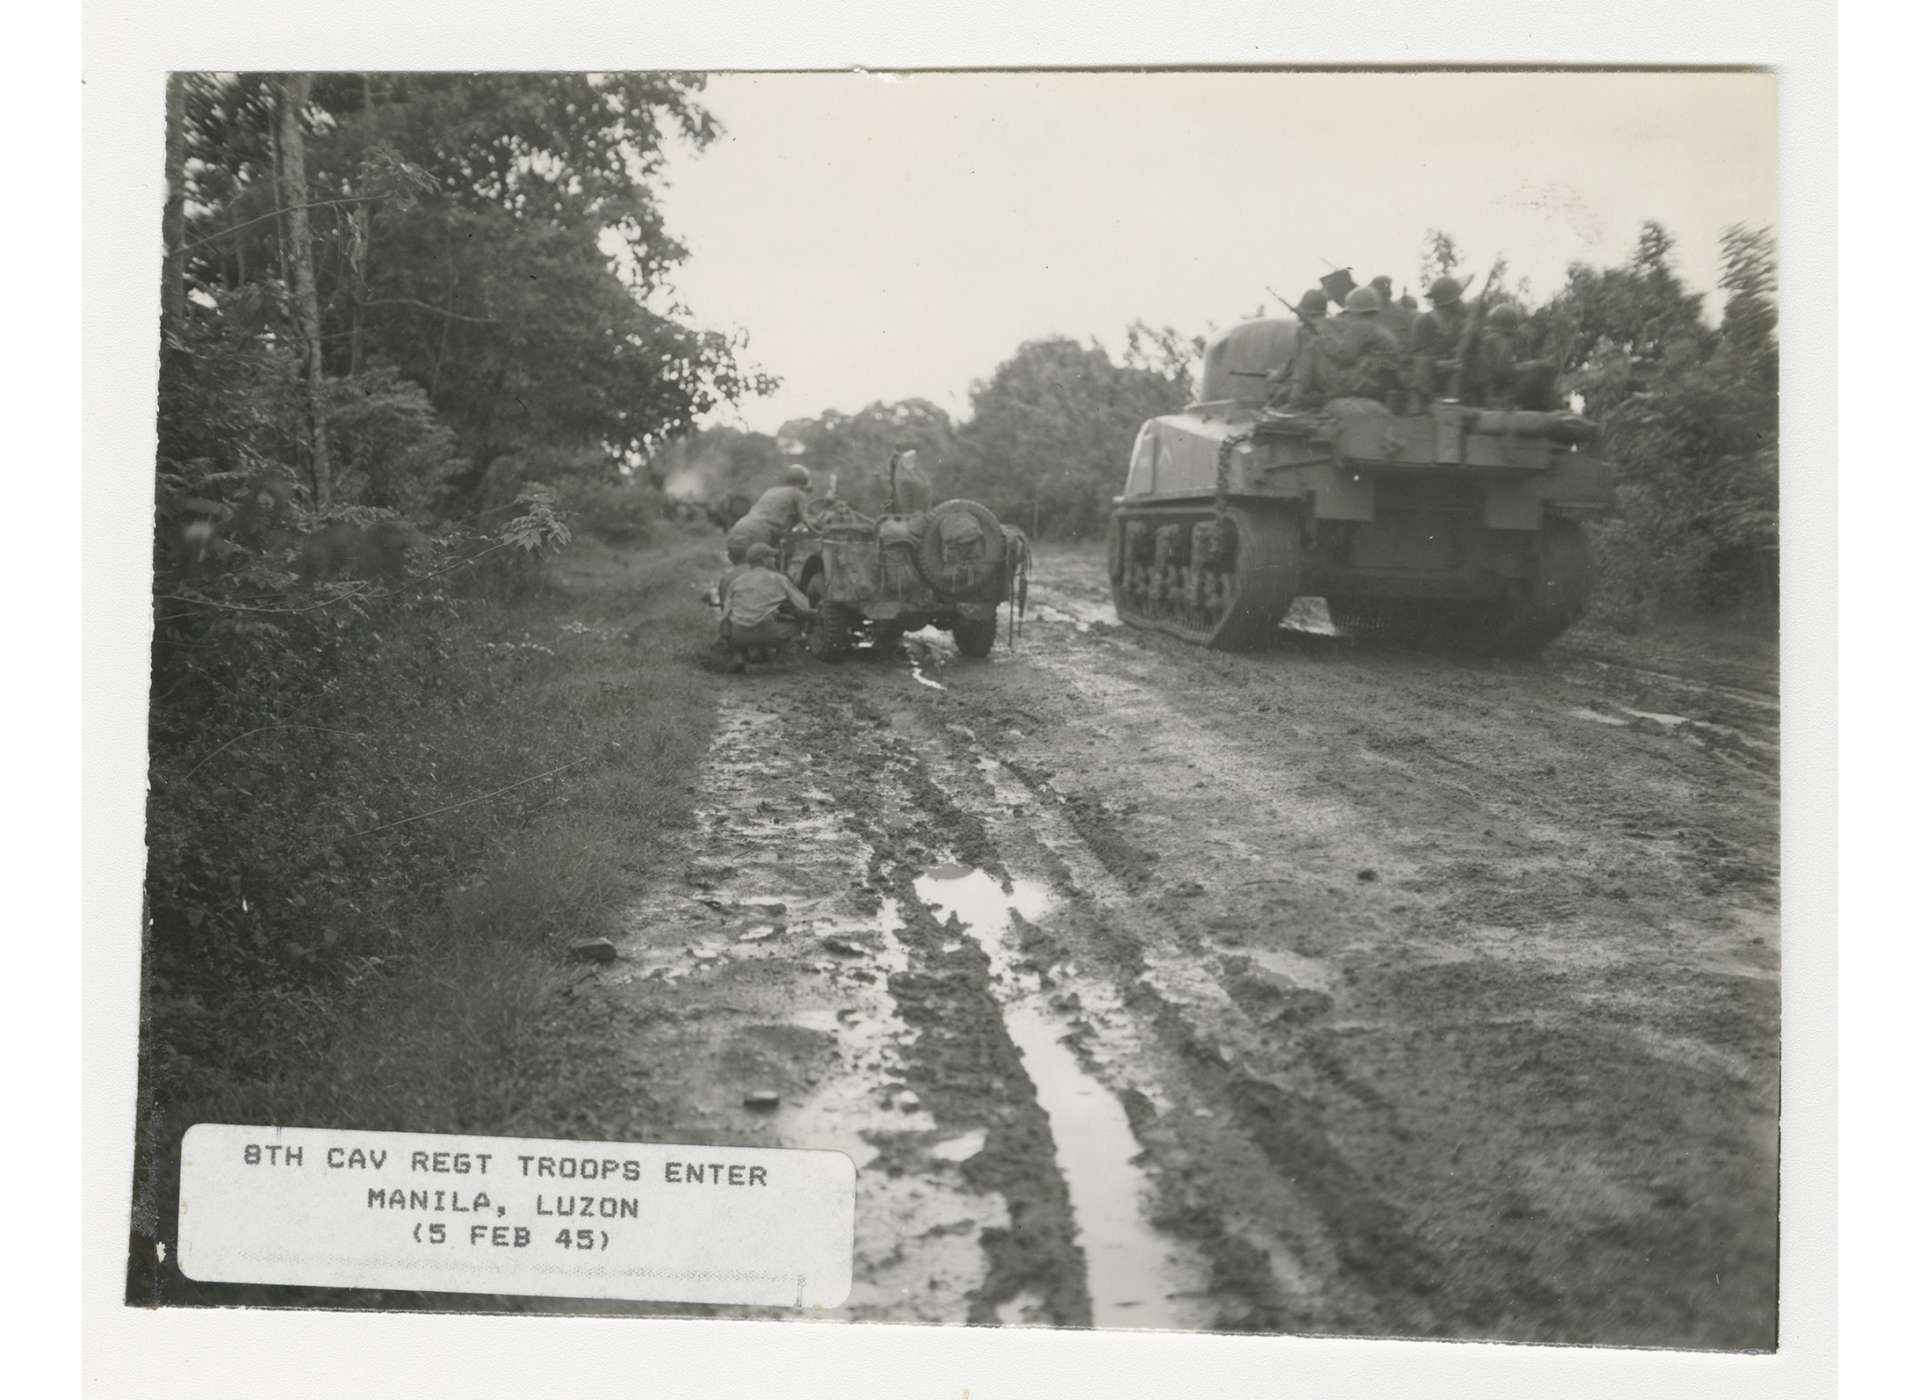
584,545,1779,1348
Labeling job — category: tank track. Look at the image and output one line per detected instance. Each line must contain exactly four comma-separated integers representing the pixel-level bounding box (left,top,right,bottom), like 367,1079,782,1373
1108,501,1300,651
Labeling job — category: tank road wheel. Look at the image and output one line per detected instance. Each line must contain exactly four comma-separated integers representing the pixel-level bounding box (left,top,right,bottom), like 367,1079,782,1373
805,573,854,663
1108,504,1302,651
952,615,999,658
1454,518,1592,657
1206,505,1303,651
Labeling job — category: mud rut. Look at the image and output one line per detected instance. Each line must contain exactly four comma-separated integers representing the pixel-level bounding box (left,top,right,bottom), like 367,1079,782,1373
584,550,1780,1346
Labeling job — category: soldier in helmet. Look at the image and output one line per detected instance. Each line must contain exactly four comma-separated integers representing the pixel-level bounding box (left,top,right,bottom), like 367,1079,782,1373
1465,301,1524,406
1325,286,1403,402
1276,287,1334,410
726,462,814,560
716,542,815,674
1409,274,1472,399
1369,274,1415,340
1477,302,1564,410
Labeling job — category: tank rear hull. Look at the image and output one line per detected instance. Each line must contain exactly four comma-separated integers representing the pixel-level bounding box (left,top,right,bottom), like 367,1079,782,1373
1111,399,1613,653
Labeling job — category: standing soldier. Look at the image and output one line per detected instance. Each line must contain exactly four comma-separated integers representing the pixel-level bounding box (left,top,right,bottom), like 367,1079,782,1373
726,464,814,560
1409,274,1472,400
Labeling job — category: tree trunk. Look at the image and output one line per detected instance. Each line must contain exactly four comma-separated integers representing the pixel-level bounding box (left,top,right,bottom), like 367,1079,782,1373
348,72,374,378
278,74,331,508
162,74,188,328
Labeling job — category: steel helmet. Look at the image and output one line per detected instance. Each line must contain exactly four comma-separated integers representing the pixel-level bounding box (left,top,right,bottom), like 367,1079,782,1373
1428,275,1464,307
745,542,777,567
1297,288,1329,317
1345,286,1382,314
784,464,812,488
1487,303,1523,331
1369,275,1394,299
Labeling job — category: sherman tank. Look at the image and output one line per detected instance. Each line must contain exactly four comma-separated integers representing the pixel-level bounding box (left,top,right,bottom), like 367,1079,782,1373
1108,315,1613,655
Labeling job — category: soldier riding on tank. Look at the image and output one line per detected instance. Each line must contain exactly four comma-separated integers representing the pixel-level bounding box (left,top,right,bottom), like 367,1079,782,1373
1369,275,1415,340
1409,274,1472,400
1463,302,1524,407
1276,287,1333,410
1325,286,1403,403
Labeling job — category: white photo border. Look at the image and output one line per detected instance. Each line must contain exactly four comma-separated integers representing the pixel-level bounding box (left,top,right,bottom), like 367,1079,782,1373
80,4,1837,1397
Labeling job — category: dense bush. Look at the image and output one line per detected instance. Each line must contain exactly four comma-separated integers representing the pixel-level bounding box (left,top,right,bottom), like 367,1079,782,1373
325,363,467,515
564,479,665,543
1544,223,1779,626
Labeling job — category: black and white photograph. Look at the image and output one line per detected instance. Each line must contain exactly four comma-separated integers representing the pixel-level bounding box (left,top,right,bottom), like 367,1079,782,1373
114,60,1793,1359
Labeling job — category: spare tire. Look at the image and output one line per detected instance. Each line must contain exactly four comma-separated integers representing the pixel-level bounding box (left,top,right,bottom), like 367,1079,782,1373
913,499,1007,602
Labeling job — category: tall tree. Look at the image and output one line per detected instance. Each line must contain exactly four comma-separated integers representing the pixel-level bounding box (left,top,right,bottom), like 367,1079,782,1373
171,72,776,496
162,74,188,327
277,73,332,507
1419,229,1463,287
948,337,1189,539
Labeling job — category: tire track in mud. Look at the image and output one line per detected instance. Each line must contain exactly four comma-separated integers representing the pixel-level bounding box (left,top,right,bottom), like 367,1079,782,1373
600,691,1022,1325
776,675,1337,1333
774,686,1094,1327
1001,561,1780,1347
866,683,1451,1336
817,675,1354,1329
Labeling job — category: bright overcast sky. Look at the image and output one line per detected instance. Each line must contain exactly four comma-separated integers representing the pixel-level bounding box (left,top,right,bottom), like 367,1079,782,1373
654,71,1776,434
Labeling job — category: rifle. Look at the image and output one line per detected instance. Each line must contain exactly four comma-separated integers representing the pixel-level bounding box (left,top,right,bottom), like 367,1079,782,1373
1265,286,1319,339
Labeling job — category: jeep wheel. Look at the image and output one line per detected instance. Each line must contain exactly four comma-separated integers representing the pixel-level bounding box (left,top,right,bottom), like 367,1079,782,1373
805,574,854,662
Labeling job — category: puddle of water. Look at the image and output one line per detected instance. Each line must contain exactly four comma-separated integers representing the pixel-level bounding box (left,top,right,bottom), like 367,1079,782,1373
1282,596,1338,636
899,627,955,689
915,864,1210,1330
614,690,1018,1323
1623,707,1691,727
1582,703,1773,751
1027,585,1119,631
996,1289,1048,1327
1571,706,1630,727
1242,943,1336,994
930,1128,989,1163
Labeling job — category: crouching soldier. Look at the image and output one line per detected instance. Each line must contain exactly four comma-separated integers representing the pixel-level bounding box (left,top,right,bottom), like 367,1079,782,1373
718,543,815,674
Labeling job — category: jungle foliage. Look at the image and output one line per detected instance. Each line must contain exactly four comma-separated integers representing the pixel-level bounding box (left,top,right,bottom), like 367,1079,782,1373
139,75,765,1252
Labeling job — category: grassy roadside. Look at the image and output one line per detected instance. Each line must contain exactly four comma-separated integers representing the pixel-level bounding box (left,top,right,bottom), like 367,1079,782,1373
129,526,730,1304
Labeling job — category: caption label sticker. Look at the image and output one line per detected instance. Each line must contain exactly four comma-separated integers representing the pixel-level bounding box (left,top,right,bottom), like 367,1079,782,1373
178,1124,854,1307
